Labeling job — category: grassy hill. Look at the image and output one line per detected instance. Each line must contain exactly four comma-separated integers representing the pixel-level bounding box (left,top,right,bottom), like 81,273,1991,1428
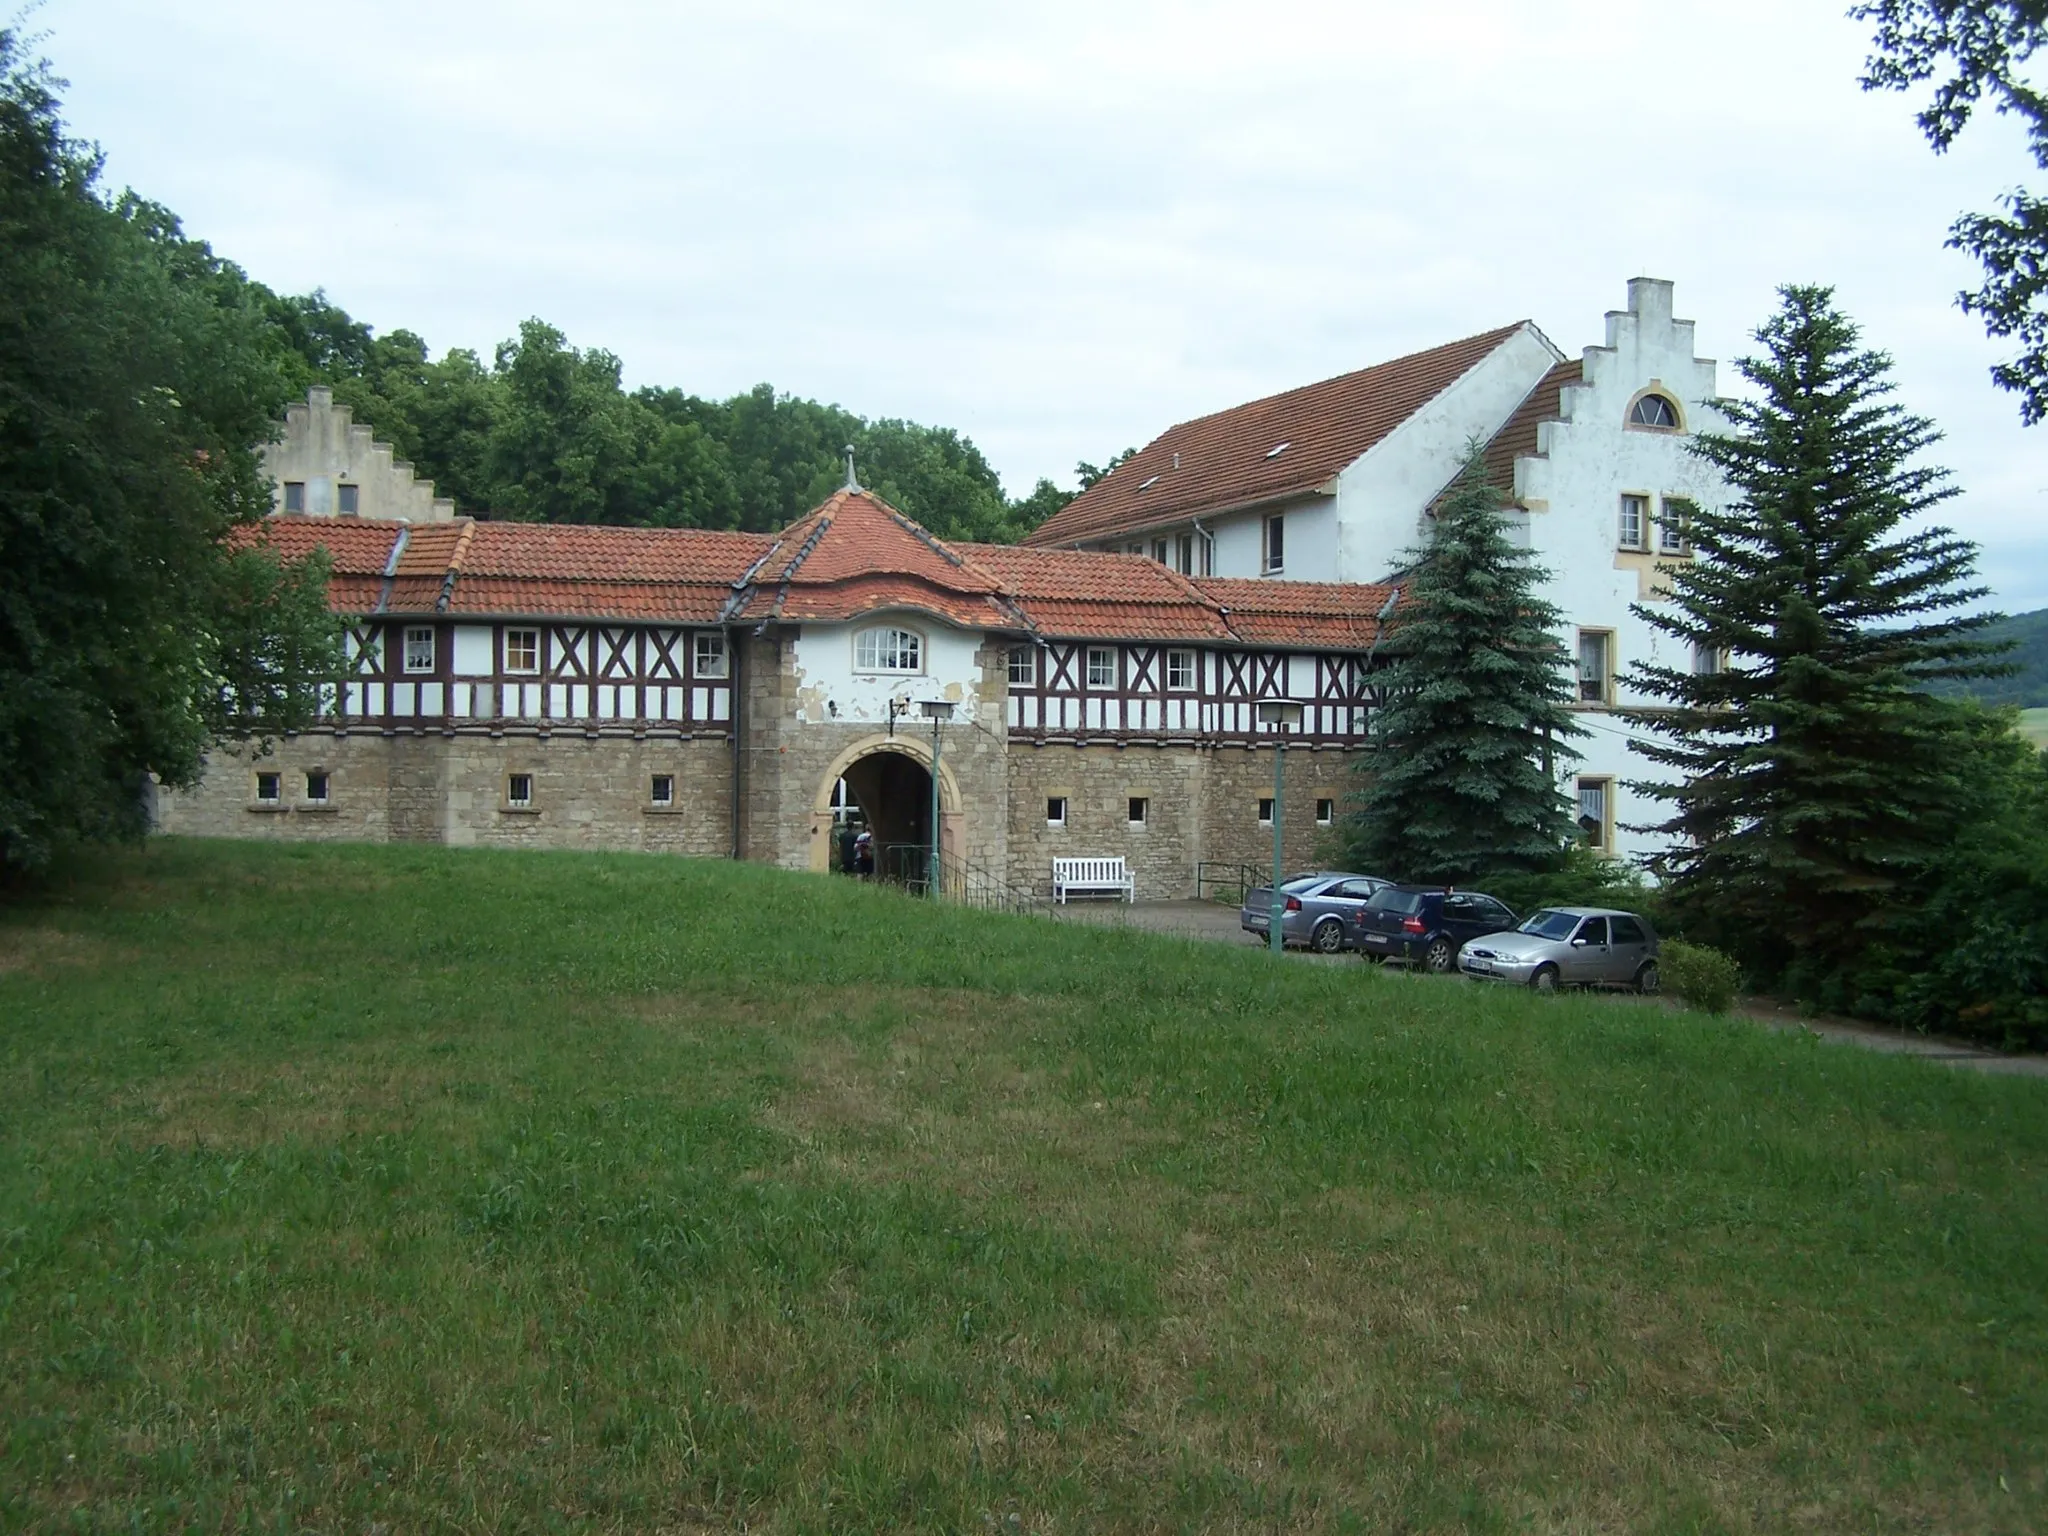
1935,607,2048,709
2,841,2043,1532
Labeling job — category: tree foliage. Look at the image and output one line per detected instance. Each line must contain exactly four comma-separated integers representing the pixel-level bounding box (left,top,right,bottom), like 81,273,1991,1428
1858,1,2048,421
1624,285,2010,985
0,33,343,873
1348,452,1584,885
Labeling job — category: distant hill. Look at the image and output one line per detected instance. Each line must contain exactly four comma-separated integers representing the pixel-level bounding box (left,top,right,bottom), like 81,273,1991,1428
1931,608,2048,709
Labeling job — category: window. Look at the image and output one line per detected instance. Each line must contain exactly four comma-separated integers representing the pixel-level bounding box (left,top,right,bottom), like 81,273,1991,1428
1166,649,1197,690
505,628,539,674
337,483,360,516
403,626,435,674
1577,777,1611,850
1128,796,1149,825
1575,915,1611,945
1152,539,1168,563
855,626,923,674
693,632,727,679
1611,915,1648,945
304,771,329,803
1008,647,1035,687
1176,534,1194,574
1046,796,1068,826
1630,393,1681,429
1577,630,1612,705
1086,647,1115,688
282,481,305,513
1618,494,1647,551
651,774,674,806
1692,641,1723,676
1316,798,1335,825
255,771,280,801
1264,514,1285,573
1265,441,1291,459
1659,497,1694,556
507,773,534,808
1257,797,1275,825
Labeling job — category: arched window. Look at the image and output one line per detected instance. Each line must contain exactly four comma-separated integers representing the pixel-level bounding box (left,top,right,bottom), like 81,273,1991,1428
1629,393,1681,429
854,625,923,674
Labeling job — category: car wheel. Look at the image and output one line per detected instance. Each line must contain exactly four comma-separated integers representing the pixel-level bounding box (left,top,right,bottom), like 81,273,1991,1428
1530,964,1560,994
1423,936,1456,973
1311,918,1345,954
1636,960,1661,996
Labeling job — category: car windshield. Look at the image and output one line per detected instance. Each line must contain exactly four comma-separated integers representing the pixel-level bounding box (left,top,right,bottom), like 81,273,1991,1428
1518,909,1579,940
1366,888,1425,915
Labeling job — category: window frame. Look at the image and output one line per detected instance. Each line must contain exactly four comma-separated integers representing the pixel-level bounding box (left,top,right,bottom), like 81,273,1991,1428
282,481,306,514
854,625,925,675
1257,797,1275,826
1576,775,1613,852
304,770,329,804
336,482,361,516
1576,628,1613,706
1046,796,1068,827
504,627,540,676
507,772,535,808
650,773,675,807
1166,649,1197,691
254,771,281,802
1085,646,1116,689
1617,493,1648,552
1315,798,1335,826
1692,641,1724,677
1128,796,1149,826
1659,496,1694,556
1007,646,1036,688
402,625,436,675
1627,392,1683,432
1263,513,1285,574
693,632,728,680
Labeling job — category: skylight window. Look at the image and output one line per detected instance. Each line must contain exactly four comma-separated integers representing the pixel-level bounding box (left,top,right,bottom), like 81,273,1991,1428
1265,441,1291,459
1138,474,1160,490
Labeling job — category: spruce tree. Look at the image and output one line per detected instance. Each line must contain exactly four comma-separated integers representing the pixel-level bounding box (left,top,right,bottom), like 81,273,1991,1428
1626,285,2009,984
1348,451,1584,885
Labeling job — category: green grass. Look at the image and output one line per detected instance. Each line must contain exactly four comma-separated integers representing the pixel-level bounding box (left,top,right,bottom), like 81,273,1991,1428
2,839,2044,1533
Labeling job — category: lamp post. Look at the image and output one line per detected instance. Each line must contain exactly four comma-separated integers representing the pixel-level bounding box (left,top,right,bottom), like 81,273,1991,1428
1257,700,1305,954
924,700,955,897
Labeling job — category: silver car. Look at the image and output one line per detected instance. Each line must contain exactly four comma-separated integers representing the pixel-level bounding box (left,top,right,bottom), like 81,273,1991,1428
1240,871,1392,953
1457,906,1661,994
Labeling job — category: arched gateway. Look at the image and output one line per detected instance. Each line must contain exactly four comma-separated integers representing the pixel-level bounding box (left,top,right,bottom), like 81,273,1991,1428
806,734,964,885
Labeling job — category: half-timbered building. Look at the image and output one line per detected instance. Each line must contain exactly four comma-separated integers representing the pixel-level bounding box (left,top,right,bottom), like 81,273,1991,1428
159,486,1395,898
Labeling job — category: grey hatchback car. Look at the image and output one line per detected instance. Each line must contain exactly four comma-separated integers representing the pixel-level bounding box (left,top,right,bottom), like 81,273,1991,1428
1240,872,1392,952
1457,906,1661,993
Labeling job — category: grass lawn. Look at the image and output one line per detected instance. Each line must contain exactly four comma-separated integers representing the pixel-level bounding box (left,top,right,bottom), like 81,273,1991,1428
2,840,2043,1533
2018,707,2048,750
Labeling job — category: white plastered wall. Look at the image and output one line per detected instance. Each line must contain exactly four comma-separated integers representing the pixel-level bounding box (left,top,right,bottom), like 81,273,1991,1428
263,387,458,522
790,615,990,727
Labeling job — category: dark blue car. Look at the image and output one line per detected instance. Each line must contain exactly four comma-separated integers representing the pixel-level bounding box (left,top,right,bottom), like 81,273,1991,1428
1352,885,1518,973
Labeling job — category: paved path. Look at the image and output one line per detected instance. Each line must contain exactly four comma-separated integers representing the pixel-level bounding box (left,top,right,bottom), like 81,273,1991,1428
1048,899,2048,1078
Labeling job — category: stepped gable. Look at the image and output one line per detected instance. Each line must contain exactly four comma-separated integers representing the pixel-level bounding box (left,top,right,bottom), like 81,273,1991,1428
1476,359,1582,504
1191,577,1397,649
729,489,1016,627
1025,322,1531,547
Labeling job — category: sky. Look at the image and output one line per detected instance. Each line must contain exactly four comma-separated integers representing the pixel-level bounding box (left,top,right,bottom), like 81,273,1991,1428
32,0,2048,608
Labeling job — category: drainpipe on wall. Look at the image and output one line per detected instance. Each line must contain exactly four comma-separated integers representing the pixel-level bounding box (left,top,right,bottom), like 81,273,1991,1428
728,625,744,860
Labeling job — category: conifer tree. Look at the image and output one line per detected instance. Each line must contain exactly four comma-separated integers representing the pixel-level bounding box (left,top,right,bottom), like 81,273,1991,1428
1626,285,2009,983
1348,452,1583,885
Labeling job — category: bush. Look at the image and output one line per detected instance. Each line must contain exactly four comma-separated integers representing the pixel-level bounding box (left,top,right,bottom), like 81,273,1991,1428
1661,940,1741,1015
1477,844,1653,918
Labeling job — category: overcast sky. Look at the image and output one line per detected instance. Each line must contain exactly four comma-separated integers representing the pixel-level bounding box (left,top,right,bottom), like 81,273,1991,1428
35,0,2048,607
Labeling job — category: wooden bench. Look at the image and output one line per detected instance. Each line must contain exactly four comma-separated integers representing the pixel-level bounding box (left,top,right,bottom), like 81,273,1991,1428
1052,856,1134,904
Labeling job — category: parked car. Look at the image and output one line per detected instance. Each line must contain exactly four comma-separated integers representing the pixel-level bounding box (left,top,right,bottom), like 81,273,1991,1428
1352,886,1518,972
1240,871,1393,952
1457,906,1661,993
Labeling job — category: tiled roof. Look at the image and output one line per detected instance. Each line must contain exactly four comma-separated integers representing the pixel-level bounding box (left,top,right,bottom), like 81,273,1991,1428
1024,323,1531,547
252,497,1403,652
1478,360,1582,503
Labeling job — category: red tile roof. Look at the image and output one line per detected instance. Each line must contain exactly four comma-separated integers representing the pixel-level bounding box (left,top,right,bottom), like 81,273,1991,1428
253,495,1402,652
1024,323,1532,547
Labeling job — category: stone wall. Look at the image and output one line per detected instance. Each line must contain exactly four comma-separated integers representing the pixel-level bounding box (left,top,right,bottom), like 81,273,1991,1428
156,729,733,857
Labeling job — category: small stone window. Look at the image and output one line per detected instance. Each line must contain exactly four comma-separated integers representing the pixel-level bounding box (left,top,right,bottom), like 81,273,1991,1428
1167,649,1197,691
855,626,923,674
693,632,728,679
1629,394,1681,430
507,773,534,808
305,771,329,803
1128,796,1149,825
255,772,280,801
651,774,674,806
1007,647,1035,687
1086,647,1115,688
1316,798,1335,825
504,628,539,674
1046,796,1068,826
1618,494,1647,551
282,481,306,513
337,483,360,516
403,626,435,674
1257,797,1275,825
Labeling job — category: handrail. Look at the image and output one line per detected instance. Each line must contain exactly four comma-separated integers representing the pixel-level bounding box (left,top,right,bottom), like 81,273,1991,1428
1196,861,1262,906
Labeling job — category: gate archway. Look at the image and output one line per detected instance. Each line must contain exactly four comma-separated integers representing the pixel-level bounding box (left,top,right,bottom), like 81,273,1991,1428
808,734,963,883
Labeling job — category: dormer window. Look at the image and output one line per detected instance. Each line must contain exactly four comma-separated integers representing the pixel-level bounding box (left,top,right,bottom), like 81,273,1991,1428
1265,441,1291,459
1138,474,1160,490
1629,393,1681,430
854,625,923,674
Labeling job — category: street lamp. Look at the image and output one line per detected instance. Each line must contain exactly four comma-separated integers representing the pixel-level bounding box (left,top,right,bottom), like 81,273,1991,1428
923,700,955,897
1256,700,1305,954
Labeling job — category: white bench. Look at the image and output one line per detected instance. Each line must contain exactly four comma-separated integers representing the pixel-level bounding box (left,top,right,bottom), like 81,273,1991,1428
1052,856,1134,903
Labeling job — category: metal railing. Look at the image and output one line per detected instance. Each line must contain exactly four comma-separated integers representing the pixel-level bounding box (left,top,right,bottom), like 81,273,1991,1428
1196,861,1263,906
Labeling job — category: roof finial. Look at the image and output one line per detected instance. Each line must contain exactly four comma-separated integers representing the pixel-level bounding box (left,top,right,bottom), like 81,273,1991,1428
844,444,860,492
